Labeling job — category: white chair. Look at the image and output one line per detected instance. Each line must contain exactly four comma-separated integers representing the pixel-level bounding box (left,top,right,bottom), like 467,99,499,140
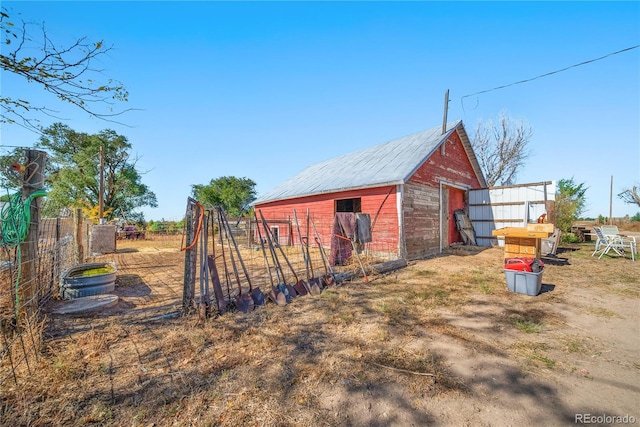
600,225,637,257
592,227,635,261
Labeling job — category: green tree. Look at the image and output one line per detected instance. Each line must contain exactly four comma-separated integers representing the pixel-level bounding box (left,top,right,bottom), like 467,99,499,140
32,123,157,219
147,219,184,234
1,8,129,131
555,178,588,232
472,112,533,186
192,176,256,217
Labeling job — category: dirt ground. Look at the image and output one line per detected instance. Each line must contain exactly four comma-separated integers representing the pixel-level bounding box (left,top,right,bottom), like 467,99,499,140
1,233,639,427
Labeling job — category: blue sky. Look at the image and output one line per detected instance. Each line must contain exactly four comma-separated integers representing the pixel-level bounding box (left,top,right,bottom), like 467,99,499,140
1,1,639,221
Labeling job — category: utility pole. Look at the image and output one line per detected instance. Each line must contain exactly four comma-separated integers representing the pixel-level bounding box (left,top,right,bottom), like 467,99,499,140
99,145,105,224
442,89,449,135
609,175,613,225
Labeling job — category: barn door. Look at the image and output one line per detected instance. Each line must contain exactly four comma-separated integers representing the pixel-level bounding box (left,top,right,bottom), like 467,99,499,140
447,186,466,245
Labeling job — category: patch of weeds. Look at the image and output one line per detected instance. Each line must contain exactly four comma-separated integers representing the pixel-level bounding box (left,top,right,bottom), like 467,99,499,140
252,308,271,322
219,369,235,383
98,362,111,375
362,348,466,395
559,337,587,354
434,289,450,299
410,289,431,301
376,298,405,313
320,290,340,302
610,286,640,298
330,311,355,326
510,340,555,369
479,283,493,294
616,273,640,284
411,287,451,303
188,331,208,351
375,298,406,324
584,307,617,318
83,401,114,423
514,319,543,333
467,269,487,283
52,357,84,381
376,300,392,313
133,407,150,423
374,328,389,342
413,269,438,277
531,353,556,368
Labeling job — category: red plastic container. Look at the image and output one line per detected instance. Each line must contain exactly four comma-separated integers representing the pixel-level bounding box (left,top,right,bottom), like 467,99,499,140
504,257,544,273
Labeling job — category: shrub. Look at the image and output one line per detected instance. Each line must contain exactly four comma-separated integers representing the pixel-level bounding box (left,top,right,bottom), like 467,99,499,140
561,232,581,244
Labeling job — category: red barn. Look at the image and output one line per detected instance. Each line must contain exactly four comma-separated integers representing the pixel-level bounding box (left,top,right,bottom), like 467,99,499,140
254,120,486,260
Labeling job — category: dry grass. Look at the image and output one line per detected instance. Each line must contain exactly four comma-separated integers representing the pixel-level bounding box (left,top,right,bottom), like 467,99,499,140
509,340,556,369
1,237,638,426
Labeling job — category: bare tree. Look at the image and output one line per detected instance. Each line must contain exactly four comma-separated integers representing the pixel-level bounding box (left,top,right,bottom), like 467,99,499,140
472,113,533,187
618,185,640,207
1,8,131,132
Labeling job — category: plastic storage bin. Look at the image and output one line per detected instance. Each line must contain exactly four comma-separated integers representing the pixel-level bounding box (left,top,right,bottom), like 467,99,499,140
504,269,543,296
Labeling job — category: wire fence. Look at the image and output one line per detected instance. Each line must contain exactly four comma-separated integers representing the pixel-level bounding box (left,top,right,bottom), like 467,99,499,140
0,202,80,386
1,200,405,384
183,207,403,317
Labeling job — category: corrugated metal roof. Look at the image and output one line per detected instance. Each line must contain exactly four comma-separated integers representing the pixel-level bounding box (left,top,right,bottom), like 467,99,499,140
255,120,464,204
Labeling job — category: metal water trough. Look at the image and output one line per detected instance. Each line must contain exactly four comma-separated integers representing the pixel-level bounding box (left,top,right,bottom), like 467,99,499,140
59,262,117,299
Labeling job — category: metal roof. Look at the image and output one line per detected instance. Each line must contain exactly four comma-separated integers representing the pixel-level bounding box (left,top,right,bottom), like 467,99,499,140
255,120,469,204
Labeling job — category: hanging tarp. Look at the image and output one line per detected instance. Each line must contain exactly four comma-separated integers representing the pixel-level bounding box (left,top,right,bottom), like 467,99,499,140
355,213,372,244
330,212,356,266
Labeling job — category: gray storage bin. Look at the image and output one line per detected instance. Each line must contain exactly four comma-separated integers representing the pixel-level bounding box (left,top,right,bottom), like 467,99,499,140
504,269,543,296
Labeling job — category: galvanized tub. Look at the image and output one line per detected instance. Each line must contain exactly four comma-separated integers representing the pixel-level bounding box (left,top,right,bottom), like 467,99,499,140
59,262,117,299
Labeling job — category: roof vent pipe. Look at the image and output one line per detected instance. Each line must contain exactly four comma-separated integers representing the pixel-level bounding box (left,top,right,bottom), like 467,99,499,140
442,89,449,135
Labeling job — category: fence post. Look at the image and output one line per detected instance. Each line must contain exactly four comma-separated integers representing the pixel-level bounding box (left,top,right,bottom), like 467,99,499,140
74,208,85,264
18,150,46,318
182,200,198,314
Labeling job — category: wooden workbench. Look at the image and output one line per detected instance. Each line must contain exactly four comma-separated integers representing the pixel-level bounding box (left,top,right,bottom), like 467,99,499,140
492,224,554,259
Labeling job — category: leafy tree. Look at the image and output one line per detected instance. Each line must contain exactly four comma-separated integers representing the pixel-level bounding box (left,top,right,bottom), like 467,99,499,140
1,8,130,132
555,177,588,232
192,176,257,217
472,112,533,187
618,185,640,207
81,204,114,224
147,219,184,233
32,123,157,220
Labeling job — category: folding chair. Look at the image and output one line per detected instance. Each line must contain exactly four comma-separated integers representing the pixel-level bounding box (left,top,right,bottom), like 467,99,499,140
600,225,637,256
592,227,635,261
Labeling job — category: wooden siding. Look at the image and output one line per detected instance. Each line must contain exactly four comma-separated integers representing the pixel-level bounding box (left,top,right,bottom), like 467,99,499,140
255,186,399,255
409,130,482,188
403,182,440,259
401,130,483,259
255,128,484,260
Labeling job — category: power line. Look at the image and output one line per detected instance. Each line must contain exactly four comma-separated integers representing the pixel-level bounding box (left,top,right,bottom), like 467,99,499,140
461,45,640,104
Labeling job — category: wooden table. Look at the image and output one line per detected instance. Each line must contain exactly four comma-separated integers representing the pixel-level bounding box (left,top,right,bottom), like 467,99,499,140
492,224,554,259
